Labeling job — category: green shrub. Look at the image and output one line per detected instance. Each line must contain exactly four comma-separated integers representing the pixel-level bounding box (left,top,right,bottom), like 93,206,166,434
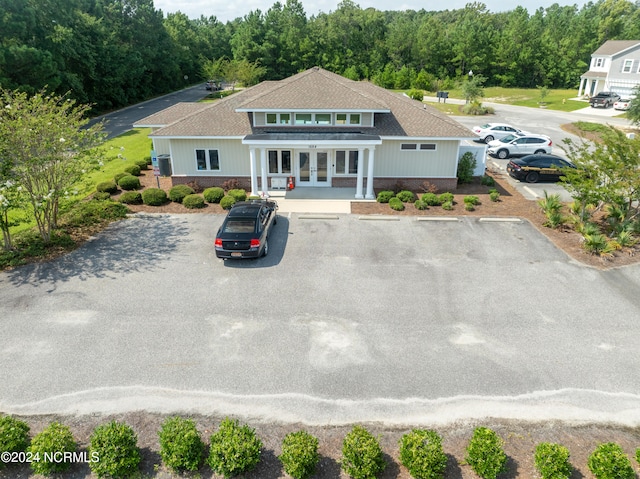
534,442,572,479
158,416,205,472
96,181,118,194
389,197,405,211
408,89,424,101
142,188,168,206
118,191,143,204
227,188,247,202
399,429,447,479
414,200,428,210
279,430,320,479
113,172,128,184
341,425,386,479
183,194,205,209
464,203,475,211
438,192,454,204
457,151,477,184
207,418,262,478
220,195,236,210
465,427,507,479
489,190,500,202
204,187,225,203
421,193,441,206
481,175,496,187
89,421,141,478
442,200,454,210
0,416,30,468
93,191,112,201
588,443,635,479
135,158,149,170
117,174,141,191
60,200,129,227
376,190,395,203
124,164,141,176
464,195,480,206
396,190,417,203
168,184,195,203
636,447,639,466
29,422,77,475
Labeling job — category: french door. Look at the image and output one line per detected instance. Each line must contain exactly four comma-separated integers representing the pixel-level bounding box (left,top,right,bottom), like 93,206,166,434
297,150,330,186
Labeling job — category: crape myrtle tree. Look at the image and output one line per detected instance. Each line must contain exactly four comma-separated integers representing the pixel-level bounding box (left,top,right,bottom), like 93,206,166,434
0,88,105,244
562,125,640,224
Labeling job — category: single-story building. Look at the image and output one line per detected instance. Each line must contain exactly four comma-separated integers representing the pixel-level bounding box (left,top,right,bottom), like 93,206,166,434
134,67,480,199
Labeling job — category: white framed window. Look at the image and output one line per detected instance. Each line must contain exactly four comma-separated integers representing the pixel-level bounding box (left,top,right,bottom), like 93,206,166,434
401,143,417,150
622,59,634,73
266,113,291,125
595,58,604,68
196,149,220,170
335,150,358,175
420,144,436,150
400,143,436,151
336,113,361,125
294,113,313,125
268,150,291,174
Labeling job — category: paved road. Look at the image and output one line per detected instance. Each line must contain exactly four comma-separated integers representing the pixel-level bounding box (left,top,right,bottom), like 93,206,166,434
2,214,639,426
89,84,210,138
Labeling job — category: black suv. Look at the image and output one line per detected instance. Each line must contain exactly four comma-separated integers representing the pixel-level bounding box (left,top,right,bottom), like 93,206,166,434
507,154,576,183
214,200,278,259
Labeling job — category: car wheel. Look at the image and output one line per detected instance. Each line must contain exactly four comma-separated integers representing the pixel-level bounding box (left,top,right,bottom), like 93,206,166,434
273,215,277,225
262,240,269,257
484,135,494,143
497,149,509,159
525,171,539,183
534,149,546,154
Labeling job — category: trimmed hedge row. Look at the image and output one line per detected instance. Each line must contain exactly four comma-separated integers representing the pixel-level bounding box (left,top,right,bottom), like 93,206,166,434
2,417,639,479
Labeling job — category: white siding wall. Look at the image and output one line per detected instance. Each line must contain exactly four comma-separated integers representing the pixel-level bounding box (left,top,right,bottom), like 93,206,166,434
374,140,460,177
170,139,249,176
152,138,171,155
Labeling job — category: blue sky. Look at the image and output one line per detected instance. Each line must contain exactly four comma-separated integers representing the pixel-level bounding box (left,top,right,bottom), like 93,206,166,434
154,0,591,23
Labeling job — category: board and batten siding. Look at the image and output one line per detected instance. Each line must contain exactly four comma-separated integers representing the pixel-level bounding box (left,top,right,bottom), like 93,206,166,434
170,139,249,176
374,140,459,177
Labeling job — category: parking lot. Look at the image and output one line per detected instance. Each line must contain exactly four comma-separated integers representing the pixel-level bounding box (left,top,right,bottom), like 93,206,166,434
2,213,640,424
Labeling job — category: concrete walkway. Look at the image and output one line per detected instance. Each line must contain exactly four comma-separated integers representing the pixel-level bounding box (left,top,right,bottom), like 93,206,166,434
268,187,366,214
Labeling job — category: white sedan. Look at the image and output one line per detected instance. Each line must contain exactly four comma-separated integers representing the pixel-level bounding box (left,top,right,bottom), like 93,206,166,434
613,98,632,111
471,123,527,143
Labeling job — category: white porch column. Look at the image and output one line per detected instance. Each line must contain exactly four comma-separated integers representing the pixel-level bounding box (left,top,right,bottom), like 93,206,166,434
260,148,269,197
355,148,365,199
365,147,375,199
249,148,259,197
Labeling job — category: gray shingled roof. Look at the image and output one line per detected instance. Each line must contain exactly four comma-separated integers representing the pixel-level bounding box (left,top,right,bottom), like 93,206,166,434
593,40,640,57
148,67,474,139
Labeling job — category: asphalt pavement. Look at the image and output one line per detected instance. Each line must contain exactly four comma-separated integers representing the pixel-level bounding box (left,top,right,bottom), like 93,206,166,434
1,214,640,426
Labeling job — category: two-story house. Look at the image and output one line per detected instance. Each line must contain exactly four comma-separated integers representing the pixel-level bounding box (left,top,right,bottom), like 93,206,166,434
579,40,640,98
134,67,479,199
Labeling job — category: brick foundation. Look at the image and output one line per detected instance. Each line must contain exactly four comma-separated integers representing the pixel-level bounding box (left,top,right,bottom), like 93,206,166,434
170,176,458,193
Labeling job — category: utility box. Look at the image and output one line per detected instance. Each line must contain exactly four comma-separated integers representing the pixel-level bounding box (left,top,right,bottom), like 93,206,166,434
158,154,172,176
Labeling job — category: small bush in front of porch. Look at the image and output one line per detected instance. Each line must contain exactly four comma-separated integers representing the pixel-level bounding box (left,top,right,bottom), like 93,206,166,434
376,190,395,203
464,195,480,206
124,164,141,176
481,175,496,187
396,190,416,203
414,200,428,210
220,195,236,210
442,201,454,211
228,189,247,202
142,188,168,206
119,191,143,204
169,184,195,203
183,194,205,209
421,193,441,206
118,175,141,191
204,187,225,203
489,189,500,202
389,198,405,211
96,181,118,194
438,192,454,204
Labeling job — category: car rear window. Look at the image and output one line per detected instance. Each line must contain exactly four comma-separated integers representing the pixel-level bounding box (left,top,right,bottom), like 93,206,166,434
223,219,256,233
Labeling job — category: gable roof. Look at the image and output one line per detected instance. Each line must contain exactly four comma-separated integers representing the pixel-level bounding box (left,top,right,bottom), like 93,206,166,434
139,67,474,139
593,40,640,57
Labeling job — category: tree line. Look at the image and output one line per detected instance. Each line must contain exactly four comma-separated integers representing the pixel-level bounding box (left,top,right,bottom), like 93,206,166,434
1,0,640,113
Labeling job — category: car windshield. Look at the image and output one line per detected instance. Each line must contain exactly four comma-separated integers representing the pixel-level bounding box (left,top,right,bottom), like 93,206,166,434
480,123,492,129
222,219,256,233
499,134,518,143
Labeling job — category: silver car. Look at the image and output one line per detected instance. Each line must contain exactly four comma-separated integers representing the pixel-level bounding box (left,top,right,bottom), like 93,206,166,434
487,134,553,159
472,122,526,143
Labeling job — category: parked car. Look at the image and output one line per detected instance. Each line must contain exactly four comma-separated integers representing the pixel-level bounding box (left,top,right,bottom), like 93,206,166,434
589,91,620,108
613,98,632,111
214,200,278,259
487,134,553,159
471,123,526,143
507,154,576,183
